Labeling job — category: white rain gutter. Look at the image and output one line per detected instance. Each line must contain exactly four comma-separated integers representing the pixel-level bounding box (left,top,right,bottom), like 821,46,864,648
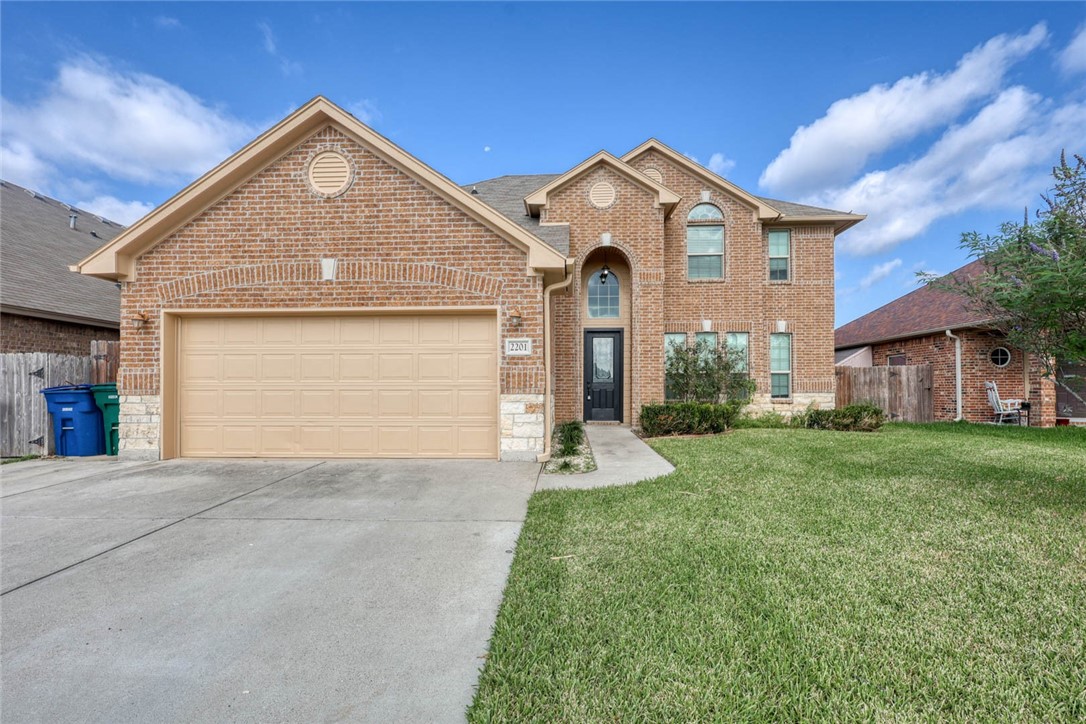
945,329,963,421
537,265,573,463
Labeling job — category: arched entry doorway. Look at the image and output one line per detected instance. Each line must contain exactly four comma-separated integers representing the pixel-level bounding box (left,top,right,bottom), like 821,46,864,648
581,247,632,423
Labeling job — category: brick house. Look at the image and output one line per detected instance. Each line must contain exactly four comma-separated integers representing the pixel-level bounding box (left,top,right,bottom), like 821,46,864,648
1,181,122,354
835,259,1086,426
75,97,863,461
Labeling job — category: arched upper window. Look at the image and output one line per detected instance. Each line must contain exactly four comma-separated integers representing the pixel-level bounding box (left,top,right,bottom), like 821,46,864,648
587,269,620,318
687,204,724,279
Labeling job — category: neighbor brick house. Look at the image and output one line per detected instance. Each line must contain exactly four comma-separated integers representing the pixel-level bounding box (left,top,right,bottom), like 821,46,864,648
835,259,1086,426
75,97,863,461
1,181,122,354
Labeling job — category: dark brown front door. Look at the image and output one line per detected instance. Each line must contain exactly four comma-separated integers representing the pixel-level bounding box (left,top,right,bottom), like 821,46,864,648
584,330,623,422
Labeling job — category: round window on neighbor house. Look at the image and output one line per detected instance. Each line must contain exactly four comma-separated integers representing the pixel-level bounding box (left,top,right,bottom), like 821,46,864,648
990,347,1011,367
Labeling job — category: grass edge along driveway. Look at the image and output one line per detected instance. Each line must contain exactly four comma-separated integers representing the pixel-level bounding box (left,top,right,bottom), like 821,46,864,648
469,423,1086,721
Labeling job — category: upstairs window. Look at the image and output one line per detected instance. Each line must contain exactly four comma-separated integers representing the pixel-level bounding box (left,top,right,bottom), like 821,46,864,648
768,229,791,281
587,270,620,318
687,204,724,279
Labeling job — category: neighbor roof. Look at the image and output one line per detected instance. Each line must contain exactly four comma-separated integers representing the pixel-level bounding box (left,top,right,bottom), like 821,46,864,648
463,175,570,255
834,259,992,349
1,181,121,327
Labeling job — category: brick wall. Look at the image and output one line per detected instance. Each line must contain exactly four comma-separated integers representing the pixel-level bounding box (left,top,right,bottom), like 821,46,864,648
872,330,1056,426
1,313,118,355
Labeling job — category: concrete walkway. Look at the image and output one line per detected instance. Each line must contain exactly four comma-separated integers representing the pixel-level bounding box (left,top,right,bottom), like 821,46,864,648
537,425,674,490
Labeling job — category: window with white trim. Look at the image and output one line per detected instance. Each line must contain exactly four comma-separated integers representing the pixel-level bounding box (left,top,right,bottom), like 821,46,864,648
687,204,724,279
726,332,749,373
770,333,791,398
768,229,790,281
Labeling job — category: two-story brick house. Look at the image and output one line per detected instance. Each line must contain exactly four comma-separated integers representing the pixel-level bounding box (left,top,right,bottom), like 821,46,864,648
75,97,863,461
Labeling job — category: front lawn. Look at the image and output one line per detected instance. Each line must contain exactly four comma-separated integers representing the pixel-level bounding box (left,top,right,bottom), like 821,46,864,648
470,424,1086,721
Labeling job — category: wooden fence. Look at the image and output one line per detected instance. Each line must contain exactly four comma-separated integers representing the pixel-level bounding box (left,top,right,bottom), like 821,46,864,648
836,364,934,423
1,353,93,457
91,340,120,385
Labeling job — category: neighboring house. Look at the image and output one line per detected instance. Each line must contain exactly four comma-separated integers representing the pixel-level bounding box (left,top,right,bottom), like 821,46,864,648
835,259,1086,426
74,96,863,462
1,181,122,354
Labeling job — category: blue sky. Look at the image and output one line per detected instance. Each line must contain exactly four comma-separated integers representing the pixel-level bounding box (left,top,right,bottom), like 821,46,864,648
2,2,1084,325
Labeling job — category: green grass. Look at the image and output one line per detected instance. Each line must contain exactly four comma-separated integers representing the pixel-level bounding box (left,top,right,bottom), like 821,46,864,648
1,454,40,465
469,423,1086,721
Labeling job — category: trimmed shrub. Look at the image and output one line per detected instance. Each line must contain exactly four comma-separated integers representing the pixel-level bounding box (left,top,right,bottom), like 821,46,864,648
733,410,790,429
640,401,745,437
798,403,885,432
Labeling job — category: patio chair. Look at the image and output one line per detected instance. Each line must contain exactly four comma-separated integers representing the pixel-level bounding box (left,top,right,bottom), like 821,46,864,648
985,381,1023,424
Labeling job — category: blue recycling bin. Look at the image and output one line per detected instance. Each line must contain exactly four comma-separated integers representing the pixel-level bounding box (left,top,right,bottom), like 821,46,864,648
40,385,105,456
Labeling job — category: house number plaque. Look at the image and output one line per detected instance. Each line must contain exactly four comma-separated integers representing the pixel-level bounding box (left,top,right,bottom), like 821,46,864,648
505,338,532,356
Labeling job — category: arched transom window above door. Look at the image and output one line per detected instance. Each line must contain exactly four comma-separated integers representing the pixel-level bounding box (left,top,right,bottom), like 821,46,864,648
587,269,620,318
687,203,724,279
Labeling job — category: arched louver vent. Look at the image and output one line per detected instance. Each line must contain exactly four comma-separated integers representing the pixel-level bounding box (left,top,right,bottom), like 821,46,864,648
642,167,663,184
589,182,616,209
308,151,352,196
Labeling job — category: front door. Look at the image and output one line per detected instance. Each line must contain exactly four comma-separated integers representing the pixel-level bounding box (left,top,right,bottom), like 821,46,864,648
584,330,623,422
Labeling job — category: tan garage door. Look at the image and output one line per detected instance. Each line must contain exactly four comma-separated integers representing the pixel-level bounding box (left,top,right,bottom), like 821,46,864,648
177,314,498,458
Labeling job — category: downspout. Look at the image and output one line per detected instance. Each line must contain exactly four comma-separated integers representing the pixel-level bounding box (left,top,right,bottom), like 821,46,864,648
945,329,963,421
537,264,573,462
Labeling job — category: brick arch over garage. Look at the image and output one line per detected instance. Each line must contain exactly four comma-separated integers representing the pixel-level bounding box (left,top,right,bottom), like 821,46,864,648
153,260,507,304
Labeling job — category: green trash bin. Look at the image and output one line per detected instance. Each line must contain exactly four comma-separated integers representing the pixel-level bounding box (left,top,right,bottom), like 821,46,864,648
90,383,121,456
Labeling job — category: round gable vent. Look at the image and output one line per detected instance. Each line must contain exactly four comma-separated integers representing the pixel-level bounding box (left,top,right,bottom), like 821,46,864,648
589,182,616,209
642,167,663,184
308,151,352,197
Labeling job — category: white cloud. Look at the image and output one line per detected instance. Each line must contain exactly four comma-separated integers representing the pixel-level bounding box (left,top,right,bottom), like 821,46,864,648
816,87,1086,255
1057,24,1086,75
683,152,699,164
347,98,381,125
708,152,735,176
257,21,302,76
76,195,155,225
1,56,255,185
760,23,1048,196
483,146,491,153
154,16,181,29
1,140,54,190
859,258,902,290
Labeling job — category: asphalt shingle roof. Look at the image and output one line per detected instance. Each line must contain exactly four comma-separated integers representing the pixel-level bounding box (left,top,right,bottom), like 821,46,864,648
1,181,123,326
834,259,992,349
463,175,570,255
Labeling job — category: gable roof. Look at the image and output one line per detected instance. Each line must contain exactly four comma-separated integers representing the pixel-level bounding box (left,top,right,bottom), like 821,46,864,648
834,259,992,349
463,175,570,254
623,139,865,234
522,151,681,218
1,181,121,327
75,96,567,281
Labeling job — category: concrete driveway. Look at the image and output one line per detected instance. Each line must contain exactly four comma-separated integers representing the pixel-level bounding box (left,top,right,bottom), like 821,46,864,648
1,456,538,723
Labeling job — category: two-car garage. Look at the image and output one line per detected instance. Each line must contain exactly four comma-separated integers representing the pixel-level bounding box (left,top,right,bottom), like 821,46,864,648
172,313,499,458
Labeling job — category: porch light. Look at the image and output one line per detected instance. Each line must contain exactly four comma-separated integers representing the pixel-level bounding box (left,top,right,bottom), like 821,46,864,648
132,312,150,330
509,308,523,326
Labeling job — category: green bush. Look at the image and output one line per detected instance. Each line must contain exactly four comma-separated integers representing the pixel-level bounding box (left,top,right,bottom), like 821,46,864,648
640,401,745,437
733,410,790,429
555,420,585,457
797,403,885,432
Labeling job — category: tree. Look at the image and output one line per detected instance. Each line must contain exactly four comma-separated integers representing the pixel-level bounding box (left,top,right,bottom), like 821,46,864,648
923,152,1086,405
664,337,754,403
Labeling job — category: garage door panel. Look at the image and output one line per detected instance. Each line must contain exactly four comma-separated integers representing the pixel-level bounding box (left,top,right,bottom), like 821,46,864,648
459,353,496,381
378,353,415,380
179,314,497,458
378,426,414,454
222,354,258,380
260,354,296,381
299,354,335,381
340,354,375,381
260,390,296,417
221,390,257,417
182,354,220,382
339,390,375,417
